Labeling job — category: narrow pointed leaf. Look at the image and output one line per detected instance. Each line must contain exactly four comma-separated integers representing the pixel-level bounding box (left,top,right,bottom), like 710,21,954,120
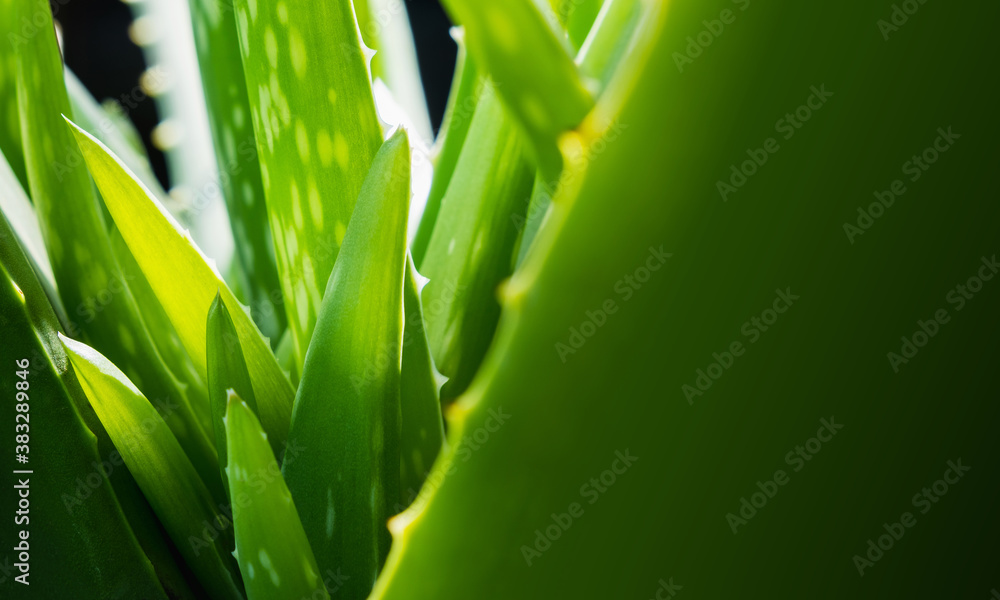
420,88,534,400
226,391,329,600
283,129,410,598
188,0,286,340
208,292,260,496
61,335,244,600
399,255,445,500
233,0,383,371
66,119,294,456
411,32,480,268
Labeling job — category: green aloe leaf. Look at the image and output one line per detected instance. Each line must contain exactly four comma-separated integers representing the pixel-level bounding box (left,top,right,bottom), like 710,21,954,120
66,118,295,457
411,31,480,268
399,255,445,500
208,292,260,497
61,335,244,600
283,128,410,599
15,0,222,504
188,0,286,340
0,209,201,598
419,88,534,400
232,0,383,371
0,264,169,599
226,391,329,600
438,0,594,175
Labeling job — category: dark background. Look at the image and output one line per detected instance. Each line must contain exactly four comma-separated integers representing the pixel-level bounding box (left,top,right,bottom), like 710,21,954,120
57,0,456,188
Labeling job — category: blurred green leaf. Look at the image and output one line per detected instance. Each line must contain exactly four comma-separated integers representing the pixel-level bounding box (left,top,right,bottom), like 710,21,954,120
283,129,410,599
439,0,594,176
226,391,329,600
207,292,259,497
61,335,244,600
188,0,286,340
232,0,383,371
0,0,26,189
67,118,295,458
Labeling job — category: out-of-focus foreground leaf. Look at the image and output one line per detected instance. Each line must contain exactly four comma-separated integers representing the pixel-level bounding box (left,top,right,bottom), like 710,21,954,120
67,119,294,457
232,0,383,371
188,0,285,340
438,0,594,175
61,335,244,600
0,262,168,599
226,391,329,600
283,129,410,599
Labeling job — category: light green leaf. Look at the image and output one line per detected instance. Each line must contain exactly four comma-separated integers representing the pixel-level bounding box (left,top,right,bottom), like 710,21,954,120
419,88,534,400
232,0,384,371
188,0,285,340
399,255,445,500
283,129,410,598
208,291,259,497
438,0,594,175
66,118,295,457
226,391,329,600
61,335,244,600
0,0,26,189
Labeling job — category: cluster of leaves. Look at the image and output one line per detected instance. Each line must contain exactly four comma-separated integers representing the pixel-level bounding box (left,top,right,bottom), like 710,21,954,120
0,0,661,598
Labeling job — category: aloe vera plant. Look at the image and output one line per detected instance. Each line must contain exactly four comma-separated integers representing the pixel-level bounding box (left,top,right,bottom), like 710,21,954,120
3,0,999,598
